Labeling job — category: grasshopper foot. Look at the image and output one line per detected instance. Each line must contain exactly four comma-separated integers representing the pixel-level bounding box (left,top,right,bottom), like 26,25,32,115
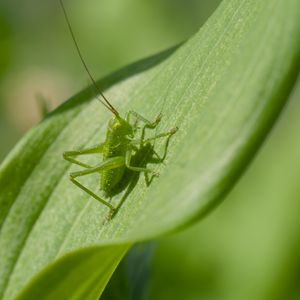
169,127,178,136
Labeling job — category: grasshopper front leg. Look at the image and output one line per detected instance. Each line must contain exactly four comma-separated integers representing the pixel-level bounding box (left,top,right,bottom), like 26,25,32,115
127,110,162,146
130,127,178,146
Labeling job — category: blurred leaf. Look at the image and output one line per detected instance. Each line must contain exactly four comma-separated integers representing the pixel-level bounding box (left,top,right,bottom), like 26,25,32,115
0,0,300,299
13,246,128,300
101,243,155,300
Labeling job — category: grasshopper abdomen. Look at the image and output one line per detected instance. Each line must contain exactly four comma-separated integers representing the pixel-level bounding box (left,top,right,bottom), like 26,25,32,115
100,116,132,194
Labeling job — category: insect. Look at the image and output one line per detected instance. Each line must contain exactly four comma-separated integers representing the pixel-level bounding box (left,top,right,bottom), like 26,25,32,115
60,0,178,217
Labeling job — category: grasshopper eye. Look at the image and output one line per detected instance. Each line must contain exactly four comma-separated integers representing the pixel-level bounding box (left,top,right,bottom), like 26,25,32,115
113,123,121,130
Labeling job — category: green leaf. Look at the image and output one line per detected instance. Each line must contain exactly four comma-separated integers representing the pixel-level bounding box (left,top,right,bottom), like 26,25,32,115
13,246,128,300
0,0,299,299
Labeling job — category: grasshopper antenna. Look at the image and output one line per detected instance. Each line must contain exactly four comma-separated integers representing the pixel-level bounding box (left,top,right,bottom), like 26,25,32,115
59,0,119,117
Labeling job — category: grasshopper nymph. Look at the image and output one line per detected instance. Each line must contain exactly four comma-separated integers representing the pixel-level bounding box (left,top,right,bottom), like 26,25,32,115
60,0,178,217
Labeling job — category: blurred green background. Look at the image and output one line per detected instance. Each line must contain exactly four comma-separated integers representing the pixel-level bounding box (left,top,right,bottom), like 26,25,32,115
1,1,299,299
0,0,220,162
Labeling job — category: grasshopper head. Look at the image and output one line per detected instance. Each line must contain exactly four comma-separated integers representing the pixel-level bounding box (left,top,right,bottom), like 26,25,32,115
109,116,133,137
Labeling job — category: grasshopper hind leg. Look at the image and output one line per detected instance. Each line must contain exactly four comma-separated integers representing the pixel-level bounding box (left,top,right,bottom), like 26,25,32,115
69,156,125,215
70,177,115,213
63,143,104,168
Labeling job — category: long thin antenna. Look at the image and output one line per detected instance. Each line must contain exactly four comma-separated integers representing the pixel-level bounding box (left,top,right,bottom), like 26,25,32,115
59,0,119,116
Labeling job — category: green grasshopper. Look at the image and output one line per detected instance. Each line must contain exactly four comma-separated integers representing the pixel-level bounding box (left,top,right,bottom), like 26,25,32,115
60,0,178,217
